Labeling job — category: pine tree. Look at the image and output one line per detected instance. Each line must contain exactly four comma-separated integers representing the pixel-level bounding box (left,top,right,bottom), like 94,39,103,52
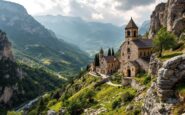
100,48,104,55
108,48,111,56
94,54,100,66
112,48,115,56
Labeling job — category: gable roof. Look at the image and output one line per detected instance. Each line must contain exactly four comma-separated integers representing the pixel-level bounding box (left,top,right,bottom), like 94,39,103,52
125,18,138,29
103,56,118,63
132,39,153,48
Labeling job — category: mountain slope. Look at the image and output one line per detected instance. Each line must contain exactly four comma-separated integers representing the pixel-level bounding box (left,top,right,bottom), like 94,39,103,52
0,30,65,114
0,1,90,74
35,15,124,56
139,20,150,35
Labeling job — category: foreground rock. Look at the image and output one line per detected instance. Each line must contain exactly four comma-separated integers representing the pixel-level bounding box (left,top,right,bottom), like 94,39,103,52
143,54,185,115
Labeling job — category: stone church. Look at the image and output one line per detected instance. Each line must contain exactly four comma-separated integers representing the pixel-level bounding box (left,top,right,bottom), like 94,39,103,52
120,18,153,77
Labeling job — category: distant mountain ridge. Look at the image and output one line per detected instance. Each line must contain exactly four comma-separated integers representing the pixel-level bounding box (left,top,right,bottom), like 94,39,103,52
35,15,124,56
35,15,150,56
0,0,90,74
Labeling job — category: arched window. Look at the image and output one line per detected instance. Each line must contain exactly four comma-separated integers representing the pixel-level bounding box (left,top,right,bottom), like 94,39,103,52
127,31,130,37
127,48,131,53
140,52,142,57
134,31,137,37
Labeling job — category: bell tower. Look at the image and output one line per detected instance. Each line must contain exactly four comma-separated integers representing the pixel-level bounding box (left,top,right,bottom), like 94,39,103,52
125,18,138,41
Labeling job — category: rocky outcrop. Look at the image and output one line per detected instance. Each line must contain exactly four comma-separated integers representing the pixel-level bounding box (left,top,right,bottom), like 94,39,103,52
143,54,185,114
0,30,13,60
157,54,185,101
142,82,174,115
148,54,162,76
0,30,24,108
149,0,185,38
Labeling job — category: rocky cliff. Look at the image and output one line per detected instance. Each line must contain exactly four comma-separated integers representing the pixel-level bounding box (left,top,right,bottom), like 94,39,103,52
143,54,185,115
0,30,13,60
149,0,185,38
0,30,23,108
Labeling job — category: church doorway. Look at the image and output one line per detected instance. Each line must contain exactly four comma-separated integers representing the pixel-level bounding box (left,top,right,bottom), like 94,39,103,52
127,69,131,77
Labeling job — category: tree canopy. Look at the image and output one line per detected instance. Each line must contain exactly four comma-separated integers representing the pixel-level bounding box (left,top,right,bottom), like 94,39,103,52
153,27,177,57
108,48,112,56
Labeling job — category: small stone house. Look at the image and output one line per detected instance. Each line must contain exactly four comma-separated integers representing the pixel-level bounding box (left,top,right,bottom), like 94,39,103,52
120,18,153,77
98,55,119,75
91,50,120,75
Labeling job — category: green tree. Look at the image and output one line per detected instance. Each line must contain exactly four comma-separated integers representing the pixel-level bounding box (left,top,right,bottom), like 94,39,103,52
100,48,104,55
111,48,115,56
153,27,177,57
94,54,100,66
108,48,111,56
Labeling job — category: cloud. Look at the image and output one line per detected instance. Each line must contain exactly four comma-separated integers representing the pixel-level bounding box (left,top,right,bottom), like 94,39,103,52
115,0,155,11
5,0,168,26
92,13,104,20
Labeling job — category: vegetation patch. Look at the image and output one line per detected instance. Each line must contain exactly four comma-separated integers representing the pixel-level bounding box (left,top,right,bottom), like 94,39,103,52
159,50,183,61
135,72,151,86
110,72,123,84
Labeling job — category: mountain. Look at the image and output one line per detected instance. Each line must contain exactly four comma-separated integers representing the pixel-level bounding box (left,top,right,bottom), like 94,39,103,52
139,20,150,35
0,1,90,74
0,30,65,114
35,15,124,56
149,0,185,38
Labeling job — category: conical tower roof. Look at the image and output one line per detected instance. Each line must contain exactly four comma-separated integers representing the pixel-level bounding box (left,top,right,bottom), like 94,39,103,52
125,18,138,29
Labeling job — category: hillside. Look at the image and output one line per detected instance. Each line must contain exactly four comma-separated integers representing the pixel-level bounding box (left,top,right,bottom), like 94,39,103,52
0,1,90,75
0,30,65,115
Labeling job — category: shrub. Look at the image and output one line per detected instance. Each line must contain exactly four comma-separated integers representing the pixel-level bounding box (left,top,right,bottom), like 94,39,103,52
112,98,121,109
143,77,151,85
122,92,134,103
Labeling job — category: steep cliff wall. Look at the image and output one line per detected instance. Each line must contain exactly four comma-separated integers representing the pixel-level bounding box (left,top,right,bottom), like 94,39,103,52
0,30,24,108
149,0,185,38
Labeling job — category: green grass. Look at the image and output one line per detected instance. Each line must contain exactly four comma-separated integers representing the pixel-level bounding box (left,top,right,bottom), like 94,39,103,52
134,72,151,87
94,84,136,112
159,50,183,61
110,72,123,84
7,111,22,115
49,102,62,112
176,83,185,98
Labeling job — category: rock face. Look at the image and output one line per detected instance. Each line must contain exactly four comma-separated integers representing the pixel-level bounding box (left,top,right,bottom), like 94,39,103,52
148,54,162,76
149,0,185,38
0,31,13,60
0,30,23,108
157,54,185,101
143,54,185,114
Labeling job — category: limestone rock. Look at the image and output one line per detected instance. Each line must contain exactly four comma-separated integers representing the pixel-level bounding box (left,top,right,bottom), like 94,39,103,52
47,110,57,115
149,0,185,38
0,31,13,60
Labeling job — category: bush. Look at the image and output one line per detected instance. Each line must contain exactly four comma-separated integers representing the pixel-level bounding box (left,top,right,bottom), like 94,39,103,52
143,77,151,85
122,92,134,103
112,98,121,109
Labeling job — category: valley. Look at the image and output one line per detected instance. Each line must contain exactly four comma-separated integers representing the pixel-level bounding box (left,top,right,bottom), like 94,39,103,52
1,0,185,115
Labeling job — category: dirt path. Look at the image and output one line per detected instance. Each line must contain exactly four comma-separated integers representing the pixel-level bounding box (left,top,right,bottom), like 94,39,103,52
88,72,122,87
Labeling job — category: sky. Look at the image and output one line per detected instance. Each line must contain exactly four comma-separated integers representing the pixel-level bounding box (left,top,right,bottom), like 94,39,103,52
6,0,167,26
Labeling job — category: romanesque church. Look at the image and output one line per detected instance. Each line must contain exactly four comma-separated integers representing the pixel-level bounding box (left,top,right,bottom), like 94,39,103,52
91,18,153,77
120,18,153,77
